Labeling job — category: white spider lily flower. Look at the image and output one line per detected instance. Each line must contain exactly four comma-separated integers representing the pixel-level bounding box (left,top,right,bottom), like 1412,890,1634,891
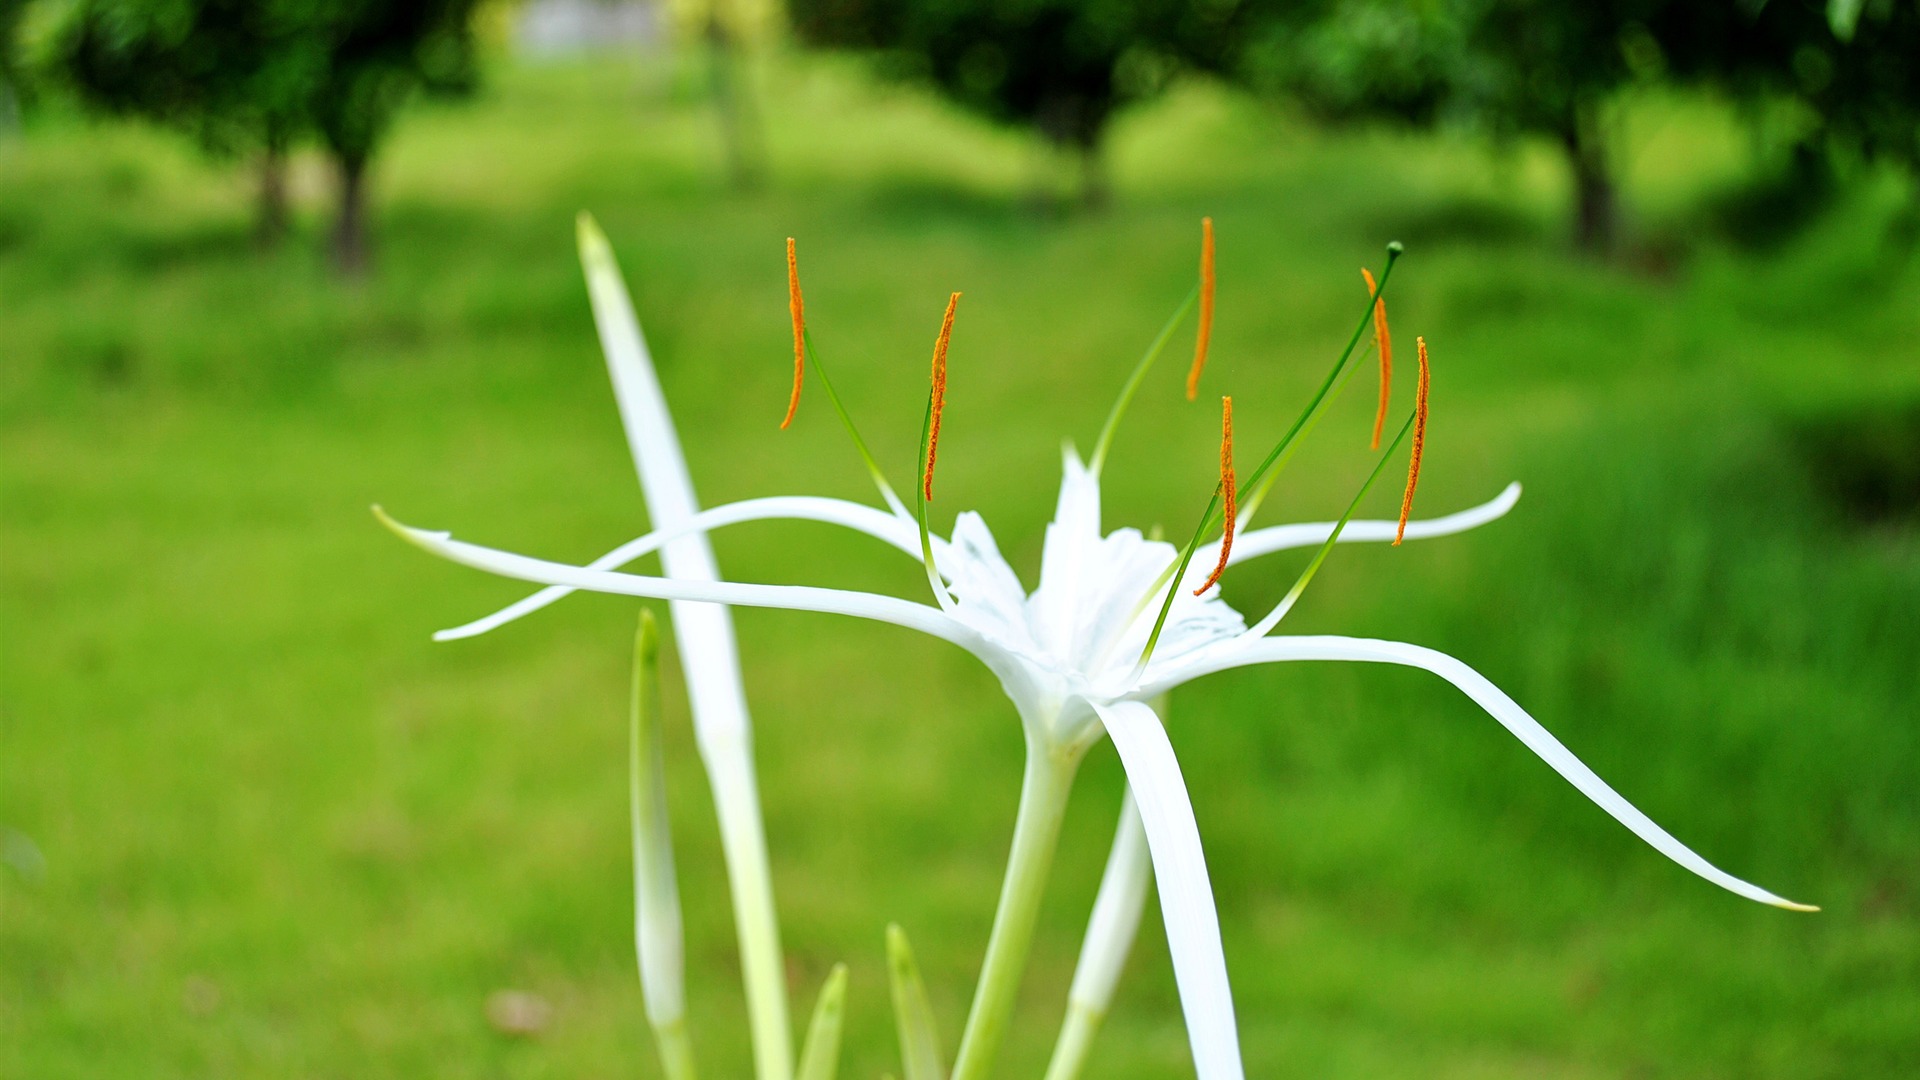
378,445,1810,1080
382,230,1812,1080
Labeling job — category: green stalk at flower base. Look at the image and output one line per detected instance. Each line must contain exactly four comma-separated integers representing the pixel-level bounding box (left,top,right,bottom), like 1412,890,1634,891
948,734,1084,1080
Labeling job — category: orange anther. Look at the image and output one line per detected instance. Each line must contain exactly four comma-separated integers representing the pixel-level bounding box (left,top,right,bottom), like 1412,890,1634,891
1185,217,1215,401
1362,267,1392,450
1394,337,1430,545
1196,395,1236,594
781,238,805,430
923,291,960,500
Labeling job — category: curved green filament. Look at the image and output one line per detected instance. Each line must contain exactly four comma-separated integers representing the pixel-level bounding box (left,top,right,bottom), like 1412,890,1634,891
1089,284,1200,477
801,327,905,515
1259,409,1416,630
1129,486,1223,679
1235,333,1377,528
1238,243,1403,501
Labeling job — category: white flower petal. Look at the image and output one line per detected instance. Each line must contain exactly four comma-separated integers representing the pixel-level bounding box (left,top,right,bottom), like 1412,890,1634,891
1144,635,1817,911
381,509,1006,660
1032,447,1103,659
1092,700,1244,1080
435,495,938,641
1211,482,1522,571
1065,790,1150,1012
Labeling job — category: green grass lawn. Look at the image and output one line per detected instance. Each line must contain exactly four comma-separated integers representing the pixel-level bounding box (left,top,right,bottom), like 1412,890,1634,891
3,53,1918,1079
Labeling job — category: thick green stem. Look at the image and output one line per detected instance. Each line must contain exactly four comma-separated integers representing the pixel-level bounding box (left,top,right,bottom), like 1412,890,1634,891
706,740,794,1080
949,738,1082,1080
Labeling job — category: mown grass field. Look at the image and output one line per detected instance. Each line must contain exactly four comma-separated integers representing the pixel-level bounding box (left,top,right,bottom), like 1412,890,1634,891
3,53,1918,1079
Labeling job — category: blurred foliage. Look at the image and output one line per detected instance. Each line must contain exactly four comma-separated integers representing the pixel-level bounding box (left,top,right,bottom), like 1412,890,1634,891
41,0,485,269
788,0,1275,206
1244,0,1920,254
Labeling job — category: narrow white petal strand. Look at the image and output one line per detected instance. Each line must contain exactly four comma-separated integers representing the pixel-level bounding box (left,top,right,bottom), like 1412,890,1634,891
435,495,940,641
579,220,753,732
1149,636,1817,911
1092,701,1245,1080
384,511,998,657
1215,483,1522,570
1066,791,1151,1011
578,221,795,1080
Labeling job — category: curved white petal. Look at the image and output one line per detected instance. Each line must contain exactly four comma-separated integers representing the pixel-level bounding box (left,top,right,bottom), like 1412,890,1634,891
1207,482,1522,572
436,495,941,641
1066,790,1150,1012
1142,635,1817,912
381,509,1000,659
1092,700,1244,1080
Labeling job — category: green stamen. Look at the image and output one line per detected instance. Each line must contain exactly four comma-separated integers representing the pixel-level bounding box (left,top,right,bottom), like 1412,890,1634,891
1089,284,1200,476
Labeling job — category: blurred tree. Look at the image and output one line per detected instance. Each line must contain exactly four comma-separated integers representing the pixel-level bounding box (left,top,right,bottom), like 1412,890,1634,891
790,0,1257,208
1,0,33,129
1654,0,1920,234
53,1,310,245
300,1,484,274
51,0,483,272
1249,0,1672,256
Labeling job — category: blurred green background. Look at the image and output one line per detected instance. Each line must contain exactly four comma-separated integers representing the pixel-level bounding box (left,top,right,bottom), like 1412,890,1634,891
4,4,1920,1079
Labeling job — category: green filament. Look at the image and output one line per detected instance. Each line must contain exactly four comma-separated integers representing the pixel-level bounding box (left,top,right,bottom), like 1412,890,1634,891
800,328,903,512
1088,284,1200,476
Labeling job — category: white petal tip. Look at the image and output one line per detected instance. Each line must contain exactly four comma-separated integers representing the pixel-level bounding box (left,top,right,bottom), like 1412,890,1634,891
575,212,609,255
429,628,470,643
1773,899,1821,913
1498,481,1523,507
372,506,452,550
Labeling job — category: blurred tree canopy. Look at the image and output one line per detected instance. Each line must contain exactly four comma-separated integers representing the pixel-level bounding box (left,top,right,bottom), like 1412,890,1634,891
1,0,29,125
1656,0,1920,208
790,0,1274,207
1245,0,1920,255
48,0,484,272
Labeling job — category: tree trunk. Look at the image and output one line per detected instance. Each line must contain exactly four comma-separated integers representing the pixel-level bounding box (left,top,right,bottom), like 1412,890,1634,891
1561,112,1617,257
330,152,370,278
254,144,289,251
705,6,764,191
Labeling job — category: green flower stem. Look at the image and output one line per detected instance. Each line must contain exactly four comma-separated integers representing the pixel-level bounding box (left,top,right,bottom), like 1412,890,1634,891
1040,1002,1102,1080
655,1017,701,1080
949,736,1083,1080
706,742,795,1080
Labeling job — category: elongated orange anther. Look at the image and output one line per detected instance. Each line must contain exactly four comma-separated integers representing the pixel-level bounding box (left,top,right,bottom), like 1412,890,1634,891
1185,217,1216,401
781,238,805,430
1196,395,1236,594
1394,337,1430,545
1362,267,1393,450
924,291,961,500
